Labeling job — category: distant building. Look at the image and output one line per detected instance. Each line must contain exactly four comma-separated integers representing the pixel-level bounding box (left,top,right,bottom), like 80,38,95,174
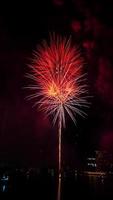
86,150,113,173
96,150,113,172
86,156,97,171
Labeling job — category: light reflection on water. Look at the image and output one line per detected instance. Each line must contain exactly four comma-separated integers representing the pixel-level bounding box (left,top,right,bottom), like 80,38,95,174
1,172,113,199
62,173,113,199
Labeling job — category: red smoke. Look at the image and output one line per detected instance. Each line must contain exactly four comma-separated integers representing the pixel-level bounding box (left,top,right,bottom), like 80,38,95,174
71,20,82,33
53,0,64,6
95,57,113,106
100,132,113,152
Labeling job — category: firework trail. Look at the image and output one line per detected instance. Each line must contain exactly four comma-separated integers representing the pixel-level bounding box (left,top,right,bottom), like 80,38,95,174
25,35,89,200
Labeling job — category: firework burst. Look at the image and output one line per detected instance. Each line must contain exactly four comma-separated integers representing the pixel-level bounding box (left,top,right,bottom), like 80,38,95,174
25,36,89,127
25,35,89,200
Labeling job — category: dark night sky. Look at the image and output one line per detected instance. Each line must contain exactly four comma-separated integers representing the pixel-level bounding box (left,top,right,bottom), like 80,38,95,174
0,0,113,168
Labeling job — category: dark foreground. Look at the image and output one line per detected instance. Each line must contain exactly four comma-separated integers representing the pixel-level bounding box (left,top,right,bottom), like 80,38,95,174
0,170,113,199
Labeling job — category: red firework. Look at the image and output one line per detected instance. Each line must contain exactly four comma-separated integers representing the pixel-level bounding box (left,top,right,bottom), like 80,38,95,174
26,35,88,127
26,35,89,200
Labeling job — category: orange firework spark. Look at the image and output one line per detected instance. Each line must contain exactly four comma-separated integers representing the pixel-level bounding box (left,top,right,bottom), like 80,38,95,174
26,35,89,127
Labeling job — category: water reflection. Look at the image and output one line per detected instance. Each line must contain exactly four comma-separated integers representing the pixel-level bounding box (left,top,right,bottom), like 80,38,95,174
0,169,113,199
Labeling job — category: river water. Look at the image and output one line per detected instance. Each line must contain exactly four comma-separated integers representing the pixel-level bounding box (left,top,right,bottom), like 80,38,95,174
0,172,113,199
